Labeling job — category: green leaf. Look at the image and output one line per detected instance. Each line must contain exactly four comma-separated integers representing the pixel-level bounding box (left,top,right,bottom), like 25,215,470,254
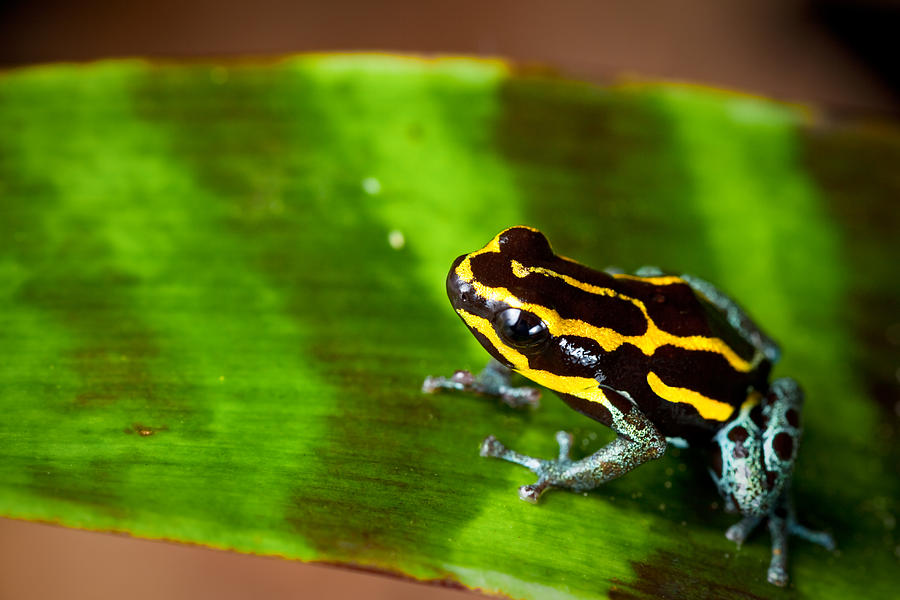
0,55,897,599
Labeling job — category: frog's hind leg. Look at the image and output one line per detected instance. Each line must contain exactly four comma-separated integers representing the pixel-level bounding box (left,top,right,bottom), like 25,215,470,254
423,359,540,408
606,265,666,277
680,273,781,363
711,378,834,586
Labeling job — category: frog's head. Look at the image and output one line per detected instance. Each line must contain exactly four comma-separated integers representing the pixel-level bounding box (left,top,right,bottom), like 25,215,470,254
447,226,601,379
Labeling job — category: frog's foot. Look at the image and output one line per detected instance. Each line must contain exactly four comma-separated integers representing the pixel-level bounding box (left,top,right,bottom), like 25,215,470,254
480,431,576,503
483,402,666,503
725,515,763,547
423,359,540,408
766,509,836,587
723,505,834,587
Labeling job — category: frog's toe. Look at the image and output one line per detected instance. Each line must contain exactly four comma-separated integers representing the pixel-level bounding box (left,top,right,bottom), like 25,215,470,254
515,434,576,503
479,434,506,458
767,561,789,587
481,434,579,503
519,480,551,504
725,515,763,547
554,430,574,461
766,515,790,587
480,435,542,471
421,370,475,394
790,522,836,551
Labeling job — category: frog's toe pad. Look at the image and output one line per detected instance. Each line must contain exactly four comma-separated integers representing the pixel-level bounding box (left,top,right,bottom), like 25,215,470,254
814,532,836,552
725,515,762,547
480,435,505,458
725,525,744,545
518,480,550,504
421,370,474,394
420,376,440,394
767,562,789,587
451,370,476,385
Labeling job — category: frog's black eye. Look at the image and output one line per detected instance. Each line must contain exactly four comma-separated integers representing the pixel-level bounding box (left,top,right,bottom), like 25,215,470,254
493,308,550,353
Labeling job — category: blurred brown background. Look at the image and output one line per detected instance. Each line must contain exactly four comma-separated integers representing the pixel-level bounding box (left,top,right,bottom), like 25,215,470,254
0,1,897,599
1,0,899,111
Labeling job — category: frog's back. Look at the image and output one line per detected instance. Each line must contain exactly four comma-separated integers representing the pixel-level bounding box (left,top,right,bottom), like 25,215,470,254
597,272,771,439
528,254,771,440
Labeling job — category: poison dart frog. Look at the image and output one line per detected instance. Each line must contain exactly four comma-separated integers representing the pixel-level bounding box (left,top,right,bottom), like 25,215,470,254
423,226,834,587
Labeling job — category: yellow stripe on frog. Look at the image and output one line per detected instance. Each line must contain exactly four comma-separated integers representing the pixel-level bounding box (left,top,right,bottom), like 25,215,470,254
458,250,755,373
646,371,735,421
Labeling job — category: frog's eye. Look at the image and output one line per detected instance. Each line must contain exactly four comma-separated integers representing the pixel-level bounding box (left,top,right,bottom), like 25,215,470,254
493,308,550,353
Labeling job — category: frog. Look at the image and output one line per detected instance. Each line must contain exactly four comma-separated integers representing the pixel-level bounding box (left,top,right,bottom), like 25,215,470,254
423,226,834,587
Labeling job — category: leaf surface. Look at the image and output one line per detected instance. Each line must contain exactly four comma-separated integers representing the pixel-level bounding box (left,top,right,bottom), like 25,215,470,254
0,55,897,599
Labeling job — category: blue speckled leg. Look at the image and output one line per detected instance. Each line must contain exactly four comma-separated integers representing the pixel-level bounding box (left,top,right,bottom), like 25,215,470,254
423,359,541,408
712,378,834,586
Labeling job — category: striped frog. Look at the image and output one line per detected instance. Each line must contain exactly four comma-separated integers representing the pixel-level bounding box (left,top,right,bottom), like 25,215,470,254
424,227,833,586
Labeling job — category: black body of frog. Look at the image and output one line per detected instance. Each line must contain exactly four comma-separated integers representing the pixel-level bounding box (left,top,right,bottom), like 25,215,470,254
427,226,833,587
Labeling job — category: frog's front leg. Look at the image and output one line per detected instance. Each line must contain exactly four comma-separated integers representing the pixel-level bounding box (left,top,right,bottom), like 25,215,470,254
481,389,667,503
712,378,834,586
423,359,540,408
